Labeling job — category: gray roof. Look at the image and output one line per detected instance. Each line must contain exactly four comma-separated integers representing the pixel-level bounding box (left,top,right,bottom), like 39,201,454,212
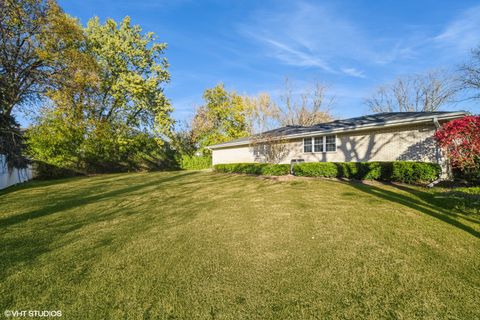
209,111,467,149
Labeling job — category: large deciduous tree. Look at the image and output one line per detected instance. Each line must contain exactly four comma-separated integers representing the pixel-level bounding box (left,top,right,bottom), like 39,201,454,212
1,0,48,119
277,78,332,127
27,16,173,172
0,0,76,167
246,79,333,135
85,17,172,136
460,46,480,100
365,70,458,113
191,84,250,153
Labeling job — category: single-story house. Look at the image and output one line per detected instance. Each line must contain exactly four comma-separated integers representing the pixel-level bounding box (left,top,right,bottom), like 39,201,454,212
208,111,467,174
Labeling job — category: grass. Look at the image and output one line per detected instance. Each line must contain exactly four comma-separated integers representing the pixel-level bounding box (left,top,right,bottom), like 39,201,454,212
1,171,479,319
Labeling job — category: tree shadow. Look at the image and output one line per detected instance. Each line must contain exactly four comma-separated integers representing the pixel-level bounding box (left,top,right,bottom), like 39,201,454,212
0,177,80,197
348,181,480,238
338,129,396,162
0,171,199,228
0,173,137,197
0,171,232,280
0,170,262,284
397,137,438,162
337,125,438,163
388,183,480,222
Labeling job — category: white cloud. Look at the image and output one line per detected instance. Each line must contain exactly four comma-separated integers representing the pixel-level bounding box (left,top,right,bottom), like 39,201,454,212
434,5,480,53
237,1,416,76
341,67,366,78
248,35,336,73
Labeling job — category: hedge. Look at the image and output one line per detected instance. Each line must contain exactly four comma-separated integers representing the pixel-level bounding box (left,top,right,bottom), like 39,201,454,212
294,161,440,183
391,161,440,184
214,161,441,183
180,155,211,170
213,163,290,176
293,162,338,178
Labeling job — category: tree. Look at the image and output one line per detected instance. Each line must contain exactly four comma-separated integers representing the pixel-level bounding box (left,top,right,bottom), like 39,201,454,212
0,115,28,168
277,78,332,126
26,108,86,169
0,0,78,167
244,93,279,134
365,70,458,113
28,16,173,172
249,133,290,164
244,79,332,163
191,84,250,152
170,121,197,157
460,46,480,100
85,16,172,137
1,0,48,119
245,79,333,135
434,116,480,177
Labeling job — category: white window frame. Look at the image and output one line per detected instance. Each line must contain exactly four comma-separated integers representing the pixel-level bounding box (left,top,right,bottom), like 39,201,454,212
314,137,323,152
303,137,313,153
325,135,337,152
303,135,336,153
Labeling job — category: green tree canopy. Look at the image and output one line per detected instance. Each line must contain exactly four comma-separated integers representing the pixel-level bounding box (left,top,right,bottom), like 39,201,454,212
192,84,250,152
85,16,172,136
27,15,174,172
0,0,81,167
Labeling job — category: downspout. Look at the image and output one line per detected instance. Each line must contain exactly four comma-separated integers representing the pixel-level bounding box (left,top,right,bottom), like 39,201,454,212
428,117,448,187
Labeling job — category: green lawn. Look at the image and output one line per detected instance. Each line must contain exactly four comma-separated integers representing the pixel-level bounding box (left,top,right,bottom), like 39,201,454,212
1,171,479,319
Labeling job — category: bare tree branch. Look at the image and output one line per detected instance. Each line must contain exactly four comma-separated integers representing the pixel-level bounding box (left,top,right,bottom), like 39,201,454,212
246,78,334,136
249,133,290,164
278,77,333,126
460,47,480,100
365,70,459,112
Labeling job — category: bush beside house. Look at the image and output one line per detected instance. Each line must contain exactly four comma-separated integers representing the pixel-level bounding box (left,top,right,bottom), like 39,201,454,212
434,115,480,185
390,161,441,184
294,161,440,183
214,163,291,176
214,161,441,184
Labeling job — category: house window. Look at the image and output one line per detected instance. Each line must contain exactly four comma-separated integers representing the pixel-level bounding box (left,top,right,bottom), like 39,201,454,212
314,137,323,152
303,135,336,153
303,138,312,152
325,135,336,152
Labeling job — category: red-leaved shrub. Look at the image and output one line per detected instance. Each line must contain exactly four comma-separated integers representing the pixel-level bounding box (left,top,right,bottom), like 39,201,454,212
434,116,480,172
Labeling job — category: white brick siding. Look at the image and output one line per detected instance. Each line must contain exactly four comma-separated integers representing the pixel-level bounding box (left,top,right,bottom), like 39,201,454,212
212,124,440,165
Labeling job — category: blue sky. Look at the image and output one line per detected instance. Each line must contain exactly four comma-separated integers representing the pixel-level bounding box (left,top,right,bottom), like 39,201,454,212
55,0,480,123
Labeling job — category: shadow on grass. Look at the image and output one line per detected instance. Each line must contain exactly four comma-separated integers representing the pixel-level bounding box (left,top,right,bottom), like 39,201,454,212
348,181,480,239
391,184,480,219
0,176,85,197
0,171,205,280
0,171,199,229
0,173,137,197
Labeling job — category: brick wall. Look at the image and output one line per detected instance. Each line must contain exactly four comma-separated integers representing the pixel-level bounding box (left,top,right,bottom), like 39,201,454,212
212,123,440,166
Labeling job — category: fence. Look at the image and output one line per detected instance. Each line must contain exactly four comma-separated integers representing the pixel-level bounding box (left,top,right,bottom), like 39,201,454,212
0,155,33,190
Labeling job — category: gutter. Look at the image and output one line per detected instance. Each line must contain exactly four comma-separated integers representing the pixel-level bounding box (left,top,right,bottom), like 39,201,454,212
209,112,467,150
432,116,441,129
428,115,450,187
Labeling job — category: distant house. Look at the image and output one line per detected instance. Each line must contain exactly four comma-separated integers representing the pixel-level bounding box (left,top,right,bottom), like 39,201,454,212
208,111,467,174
